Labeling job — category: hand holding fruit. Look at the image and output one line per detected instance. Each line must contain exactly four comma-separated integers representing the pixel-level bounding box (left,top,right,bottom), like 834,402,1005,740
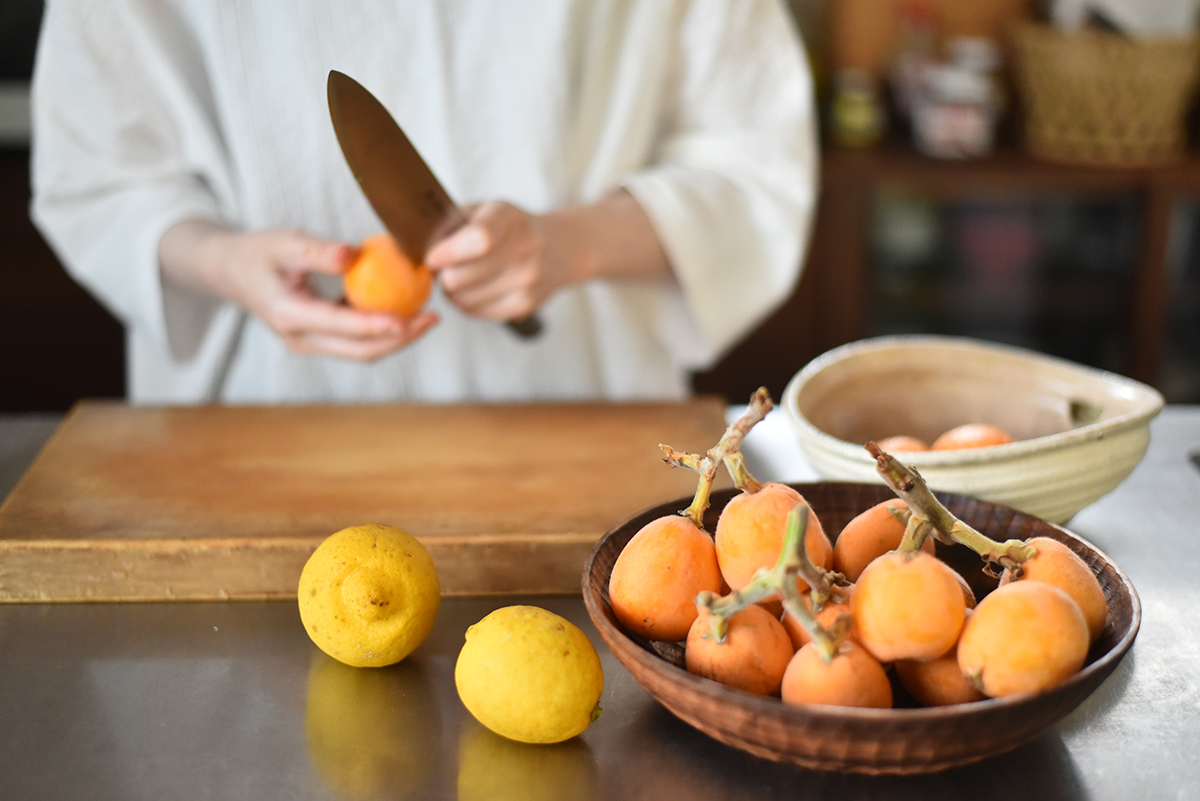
158,220,437,360
424,189,674,327
343,233,434,320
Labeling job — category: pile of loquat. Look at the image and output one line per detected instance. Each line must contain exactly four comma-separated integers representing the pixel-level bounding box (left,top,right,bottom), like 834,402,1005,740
608,389,1107,710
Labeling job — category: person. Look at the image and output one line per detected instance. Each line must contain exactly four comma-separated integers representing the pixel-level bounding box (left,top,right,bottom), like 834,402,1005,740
30,0,819,405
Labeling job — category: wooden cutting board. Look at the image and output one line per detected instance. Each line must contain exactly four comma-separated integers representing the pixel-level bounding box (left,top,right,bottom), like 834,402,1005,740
0,399,731,601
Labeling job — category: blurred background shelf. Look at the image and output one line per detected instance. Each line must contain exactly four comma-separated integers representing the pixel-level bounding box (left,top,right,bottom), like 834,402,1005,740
6,124,1199,412
693,139,1200,404
3,0,1199,411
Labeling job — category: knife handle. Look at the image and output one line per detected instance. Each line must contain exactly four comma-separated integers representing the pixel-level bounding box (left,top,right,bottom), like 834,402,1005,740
506,314,544,338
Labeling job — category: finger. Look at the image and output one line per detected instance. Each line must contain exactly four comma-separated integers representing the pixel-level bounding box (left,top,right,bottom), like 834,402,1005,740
427,200,527,268
442,248,540,305
436,259,505,296
441,274,540,322
435,226,536,298
438,266,511,308
425,224,490,268
266,292,410,341
283,312,439,361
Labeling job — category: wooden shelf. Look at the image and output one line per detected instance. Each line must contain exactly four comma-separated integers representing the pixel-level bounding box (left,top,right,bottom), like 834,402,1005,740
694,140,1200,401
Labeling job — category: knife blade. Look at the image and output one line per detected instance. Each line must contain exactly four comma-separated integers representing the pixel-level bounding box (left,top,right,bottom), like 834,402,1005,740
327,70,542,338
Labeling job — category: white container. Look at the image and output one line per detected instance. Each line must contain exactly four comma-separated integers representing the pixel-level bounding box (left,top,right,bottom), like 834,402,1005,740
912,65,996,158
782,335,1164,524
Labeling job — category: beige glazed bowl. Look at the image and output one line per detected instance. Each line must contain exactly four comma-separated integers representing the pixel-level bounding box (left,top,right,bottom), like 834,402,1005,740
782,336,1165,524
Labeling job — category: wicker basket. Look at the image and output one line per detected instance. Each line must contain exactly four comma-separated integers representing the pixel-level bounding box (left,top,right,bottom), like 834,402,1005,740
1013,23,1200,166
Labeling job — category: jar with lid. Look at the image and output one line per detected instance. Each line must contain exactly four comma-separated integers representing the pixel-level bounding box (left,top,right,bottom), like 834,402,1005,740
912,63,997,158
830,68,887,149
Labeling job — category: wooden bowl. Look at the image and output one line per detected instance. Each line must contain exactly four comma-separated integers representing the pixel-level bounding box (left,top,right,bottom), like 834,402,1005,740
782,336,1164,524
581,482,1140,775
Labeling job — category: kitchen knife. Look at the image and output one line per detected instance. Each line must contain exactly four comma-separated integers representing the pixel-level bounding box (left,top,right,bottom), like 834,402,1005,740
327,70,542,338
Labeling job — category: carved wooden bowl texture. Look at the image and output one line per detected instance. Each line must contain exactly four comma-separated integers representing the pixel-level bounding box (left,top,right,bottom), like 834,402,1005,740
582,482,1139,775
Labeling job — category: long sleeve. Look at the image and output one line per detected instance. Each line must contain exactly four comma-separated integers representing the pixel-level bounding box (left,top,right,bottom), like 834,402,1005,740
622,0,818,369
28,0,819,405
30,0,244,400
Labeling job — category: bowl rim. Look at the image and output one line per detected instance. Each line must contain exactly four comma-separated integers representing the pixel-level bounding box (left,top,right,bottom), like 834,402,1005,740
781,335,1165,466
582,481,1142,725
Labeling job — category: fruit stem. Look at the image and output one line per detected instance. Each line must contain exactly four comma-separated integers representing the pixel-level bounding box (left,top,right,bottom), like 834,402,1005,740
722,452,763,494
893,507,937,553
695,504,843,661
717,387,774,493
865,442,1036,572
660,388,773,528
660,446,718,530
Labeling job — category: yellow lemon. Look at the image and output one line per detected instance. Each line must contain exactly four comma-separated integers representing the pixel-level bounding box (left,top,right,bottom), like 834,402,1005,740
455,605,604,744
298,523,440,668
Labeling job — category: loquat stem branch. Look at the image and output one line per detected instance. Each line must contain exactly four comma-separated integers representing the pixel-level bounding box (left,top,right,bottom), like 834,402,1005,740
722,452,763,494
695,504,844,662
717,387,773,492
660,445,720,529
660,387,773,529
895,508,937,553
865,442,1036,573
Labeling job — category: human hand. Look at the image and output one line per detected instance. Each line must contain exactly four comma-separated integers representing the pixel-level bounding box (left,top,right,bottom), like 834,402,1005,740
423,201,569,325
159,222,438,361
422,192,674,326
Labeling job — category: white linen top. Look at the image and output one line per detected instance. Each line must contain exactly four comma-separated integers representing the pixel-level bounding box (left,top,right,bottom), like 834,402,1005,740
30,0,818,405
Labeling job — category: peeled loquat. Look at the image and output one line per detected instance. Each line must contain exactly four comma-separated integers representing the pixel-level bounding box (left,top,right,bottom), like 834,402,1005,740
343,233,433,319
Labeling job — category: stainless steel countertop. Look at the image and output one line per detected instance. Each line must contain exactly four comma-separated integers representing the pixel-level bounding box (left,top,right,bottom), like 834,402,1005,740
3,407,1199,800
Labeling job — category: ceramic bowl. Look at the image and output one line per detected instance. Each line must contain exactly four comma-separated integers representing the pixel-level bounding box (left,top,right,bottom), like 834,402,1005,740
581,482,1140,775
781,335,1164,523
